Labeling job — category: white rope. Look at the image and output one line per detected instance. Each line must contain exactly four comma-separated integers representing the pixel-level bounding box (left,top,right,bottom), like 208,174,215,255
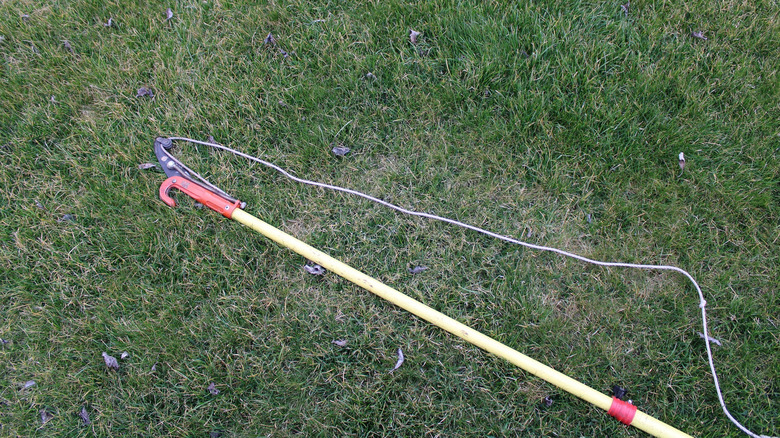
168,136,775,438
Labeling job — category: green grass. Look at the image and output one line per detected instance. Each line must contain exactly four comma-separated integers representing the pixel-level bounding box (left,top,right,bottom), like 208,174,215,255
1,0,778,436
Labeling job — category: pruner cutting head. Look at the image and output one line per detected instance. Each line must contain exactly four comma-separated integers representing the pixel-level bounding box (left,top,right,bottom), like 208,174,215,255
154,137,187,179
154,137,246,218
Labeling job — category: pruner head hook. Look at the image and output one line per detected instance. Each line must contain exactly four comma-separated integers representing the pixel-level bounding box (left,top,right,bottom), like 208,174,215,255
159,175,241,218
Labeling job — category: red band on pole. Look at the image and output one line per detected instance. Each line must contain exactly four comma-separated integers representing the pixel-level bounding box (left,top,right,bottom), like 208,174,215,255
608,397,638,425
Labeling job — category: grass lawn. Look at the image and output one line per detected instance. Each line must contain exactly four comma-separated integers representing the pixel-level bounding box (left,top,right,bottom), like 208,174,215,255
1,0,778,436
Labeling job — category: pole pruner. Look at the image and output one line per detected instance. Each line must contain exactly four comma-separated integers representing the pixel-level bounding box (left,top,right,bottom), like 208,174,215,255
154,137,693,438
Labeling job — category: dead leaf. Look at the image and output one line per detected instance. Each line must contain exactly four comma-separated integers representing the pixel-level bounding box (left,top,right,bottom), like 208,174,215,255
332,339,347,347
102,352,119,371
279,48,289,58
332,145,350,156
23,380,36,389
40,409,54,424
50,95,57,104
207,135,216,144
304,264,326,275
165,8,174,22
207,382,219,395
136,87,154,98
151,363,157,371
120,351,130,359
264,32,276,46
104,17,113,27
35,200,45,210
691,30,707,40
79,406,90,426
389,348,404,373
138,162,157,170
58,214,75,223
21,14,30,22
410,29,421,45
63,40,73,52
408,265,428,274
365,72,376,80
698,332,722,346
541,395,554,407
678,152,685,172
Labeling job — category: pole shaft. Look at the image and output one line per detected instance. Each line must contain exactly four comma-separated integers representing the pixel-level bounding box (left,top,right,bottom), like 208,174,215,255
231,208,692,438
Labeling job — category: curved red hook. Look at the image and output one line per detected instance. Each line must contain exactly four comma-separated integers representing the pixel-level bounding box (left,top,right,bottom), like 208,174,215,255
159,176,241,219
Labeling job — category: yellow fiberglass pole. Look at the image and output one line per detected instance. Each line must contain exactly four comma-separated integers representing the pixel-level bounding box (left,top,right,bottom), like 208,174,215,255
231,208,692,438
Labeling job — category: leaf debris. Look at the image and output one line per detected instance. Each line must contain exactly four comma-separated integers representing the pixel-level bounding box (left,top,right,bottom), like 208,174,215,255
104,17,113,27
23,380,36,389
620,1,629,16
207,382,220,395
136,87,154,98
102,352,119,371
698,332,722,346
263,32,289,58
40,409,54,424
332,145,350,156
332,339,347,347
304,263,326,275
409,29,421,44
166,8,174,22
389,348,404,373
678,152,685,172
408,265,428,274
691,30,707,40
120,351,130,359
79,406,91,426
138,163,158,170
58,214,75,223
